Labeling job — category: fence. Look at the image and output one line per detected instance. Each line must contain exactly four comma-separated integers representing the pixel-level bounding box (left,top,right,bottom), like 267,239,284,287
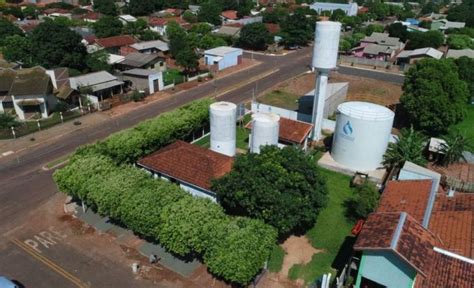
445,177,474,193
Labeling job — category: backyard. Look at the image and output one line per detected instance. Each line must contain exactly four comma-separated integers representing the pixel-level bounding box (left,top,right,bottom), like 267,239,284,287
287,168,356,284
193,126,250,151
451,104,474,144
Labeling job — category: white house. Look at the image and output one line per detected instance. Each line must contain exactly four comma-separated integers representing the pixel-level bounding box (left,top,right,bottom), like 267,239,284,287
129,40,170,54
0,67,57,120
118,14,137,24
137,140,234,202
121,69,164,94
310,1,358,16
204,46,243,71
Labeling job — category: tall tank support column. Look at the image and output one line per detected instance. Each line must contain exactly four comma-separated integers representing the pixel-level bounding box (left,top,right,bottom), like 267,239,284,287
311,69,329,141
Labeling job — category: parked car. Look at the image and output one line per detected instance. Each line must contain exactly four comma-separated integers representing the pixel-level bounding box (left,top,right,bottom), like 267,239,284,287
0,277,19,288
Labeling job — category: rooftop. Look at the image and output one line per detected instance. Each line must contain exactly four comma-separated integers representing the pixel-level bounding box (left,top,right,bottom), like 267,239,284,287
130,40,169,52
8,67,52,97
120,52,161,68
137,141,234,191
204,46,243,56
95,35,136,49
363,32,401,47
214,26,241,37
446,48,474,59
122,69,160,77
221,10,238,20
396,48,443,59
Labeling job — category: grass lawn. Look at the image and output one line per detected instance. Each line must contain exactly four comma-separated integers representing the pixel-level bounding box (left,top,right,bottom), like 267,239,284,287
288,168,355,284
163,69,185,86
267,244,286,273
451,105,474,144
258,90,300,111
193,127,250,150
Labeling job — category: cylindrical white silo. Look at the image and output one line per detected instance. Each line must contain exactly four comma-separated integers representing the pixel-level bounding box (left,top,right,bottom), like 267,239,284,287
210,101,237,156
250,113,280,154
312,21,341,70
331,101,395,171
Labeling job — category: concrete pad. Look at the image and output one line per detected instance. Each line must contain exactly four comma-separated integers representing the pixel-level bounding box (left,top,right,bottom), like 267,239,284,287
318,151,386,183
138,242,200,278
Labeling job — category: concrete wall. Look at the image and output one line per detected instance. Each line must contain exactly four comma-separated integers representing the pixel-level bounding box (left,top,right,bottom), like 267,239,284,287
355,251,416,288
123,72,163,94
340,55,392,68
11,94,56,120
205,49,243,71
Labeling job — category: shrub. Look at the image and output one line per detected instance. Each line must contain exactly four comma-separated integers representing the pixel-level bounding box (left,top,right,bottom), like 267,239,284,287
352,182,380,219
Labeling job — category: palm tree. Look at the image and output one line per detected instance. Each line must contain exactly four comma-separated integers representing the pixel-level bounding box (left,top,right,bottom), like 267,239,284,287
383,127,428,168
438,132,473,166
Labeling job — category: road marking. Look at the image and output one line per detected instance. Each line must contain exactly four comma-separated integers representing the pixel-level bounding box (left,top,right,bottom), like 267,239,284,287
11,238,89,288
23,226,68,253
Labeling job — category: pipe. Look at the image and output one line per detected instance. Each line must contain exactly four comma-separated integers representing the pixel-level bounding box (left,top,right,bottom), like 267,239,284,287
311,70,329,141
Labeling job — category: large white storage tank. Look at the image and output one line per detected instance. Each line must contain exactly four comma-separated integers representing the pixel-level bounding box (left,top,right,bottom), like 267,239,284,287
210,101,237,157
250,113,280,154
331,101,394,171
312,21,341,70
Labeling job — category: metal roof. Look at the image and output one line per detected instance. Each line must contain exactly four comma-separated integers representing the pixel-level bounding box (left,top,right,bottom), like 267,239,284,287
204,46,242,57
338,101,394,121
69,71,118,89
130,40,169,52
120,53,161,68
397,48,443,60
446,49,474,59
123,69,160,77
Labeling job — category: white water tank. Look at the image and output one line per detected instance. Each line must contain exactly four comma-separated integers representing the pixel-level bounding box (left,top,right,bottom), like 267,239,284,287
250,113,280,154
210,101,237,156
331,101,394,171
312,21,341,70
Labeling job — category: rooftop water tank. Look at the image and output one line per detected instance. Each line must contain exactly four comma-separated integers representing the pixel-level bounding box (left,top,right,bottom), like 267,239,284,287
250,113,280,154
331,101,395,171
312,21,341,70
210,101,237,156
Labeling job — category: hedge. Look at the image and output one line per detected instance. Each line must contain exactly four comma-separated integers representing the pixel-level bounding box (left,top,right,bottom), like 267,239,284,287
54,99,278,284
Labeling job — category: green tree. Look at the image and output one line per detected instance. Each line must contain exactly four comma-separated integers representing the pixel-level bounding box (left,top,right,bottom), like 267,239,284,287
262,6,289,24
139,29,161,41
86,49,111,72
400,59,469,135
386,22,409,42
127,0,156,16
0,112,18,129
455,57,474,102
30,21,87,69
330,8,346,21
364,24,384,36
175,47,199,74
238,22,272,50
383,127,427,168
93,0,118,16
366,0,389,20
197,1,223,26
351,182,380,219
447,0,474,27
189,22,213,35
339,38,351,52
167,20,188,58
447,34,474,49
439,132,473,166
280,10,313,47
212,146,328,235
199,34,227,49
0,17,23,46
1,35,32,66
182,10,198,23
122,18,148,36
406,30,444,49
93,16,123,38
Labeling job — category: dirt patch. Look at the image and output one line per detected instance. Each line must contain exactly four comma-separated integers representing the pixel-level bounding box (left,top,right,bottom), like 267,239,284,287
281,236,322,277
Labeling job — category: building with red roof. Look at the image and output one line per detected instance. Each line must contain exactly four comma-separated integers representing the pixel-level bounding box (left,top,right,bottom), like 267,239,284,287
94,35,136,53
221,10,238,21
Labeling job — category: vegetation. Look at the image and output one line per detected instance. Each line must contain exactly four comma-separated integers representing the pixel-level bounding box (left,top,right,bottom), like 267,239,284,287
289,169,355,283
194,127,250,150
351,182,380,219
386,22,409,42
451,105,474,143
400,59,469,135
447,34,474,49
447,0,474,27
212,146,328,235
0,113,19,129
383,127,428,168
93,16,123,38
280,9,314,47
0,17,23,46
93,0,118,16
439,132,473,166
455,57,474,103
267,245,286,273
406,30,444,50
197,1,223,26
238,22,272,50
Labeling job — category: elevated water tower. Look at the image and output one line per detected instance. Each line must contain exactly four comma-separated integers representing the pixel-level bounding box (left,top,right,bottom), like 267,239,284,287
311,21,341,141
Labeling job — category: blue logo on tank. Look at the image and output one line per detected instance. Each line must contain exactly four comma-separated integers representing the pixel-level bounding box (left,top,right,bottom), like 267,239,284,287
343,121,353,136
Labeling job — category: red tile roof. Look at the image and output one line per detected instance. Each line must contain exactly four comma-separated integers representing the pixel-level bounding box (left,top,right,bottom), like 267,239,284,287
149,17,188,27
81,12,102,21
378,180,433,223
221,10,238,20
429,193,474,258
246,116,313,145
137,141,234,191
95,35,136,49
354,212,441,276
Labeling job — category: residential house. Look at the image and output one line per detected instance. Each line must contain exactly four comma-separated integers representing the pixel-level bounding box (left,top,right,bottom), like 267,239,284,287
204,46,243,71
94,35,137,54
396,48,443,67
431,19,466,31
446,48,474,59
69,71,124,104
148,17,189,36
121,69,164,94
0,67,57,120
188,5,201,14
309,1,358,16
118,14,137,25
352,176,473,288
221,10,238,23
213,25,241,38
137,140,234,202
79,11,102,23
118,52,165,71
129,40,170,54
71,27,97,49
352,33,405,61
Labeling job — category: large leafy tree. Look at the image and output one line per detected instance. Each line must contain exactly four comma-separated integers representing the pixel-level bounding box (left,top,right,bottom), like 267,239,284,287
280,10,314,47
447,34,474,49
92,16,123,38
93,0,118,16
406,30,444,49
0,17,23,46
127,0,156,16
238,22,272,50
86,49,111,72
175,47,199,74
447,0,474,28
212,146,328,235
386,22,409,42
400,59,469,135
455,57,474,102
383,127,428,168
30,21,87,69
1,35,32,66
197,1,223,26
167,20,188,58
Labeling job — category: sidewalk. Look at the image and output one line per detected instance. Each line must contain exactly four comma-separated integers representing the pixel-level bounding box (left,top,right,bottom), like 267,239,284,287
0,112,110,155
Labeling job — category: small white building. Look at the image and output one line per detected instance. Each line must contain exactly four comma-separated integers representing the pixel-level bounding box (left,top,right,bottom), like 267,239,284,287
204,46,243,71
122,69,164,94
118,14,137,24
310,2,358,16
137,140,234,202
